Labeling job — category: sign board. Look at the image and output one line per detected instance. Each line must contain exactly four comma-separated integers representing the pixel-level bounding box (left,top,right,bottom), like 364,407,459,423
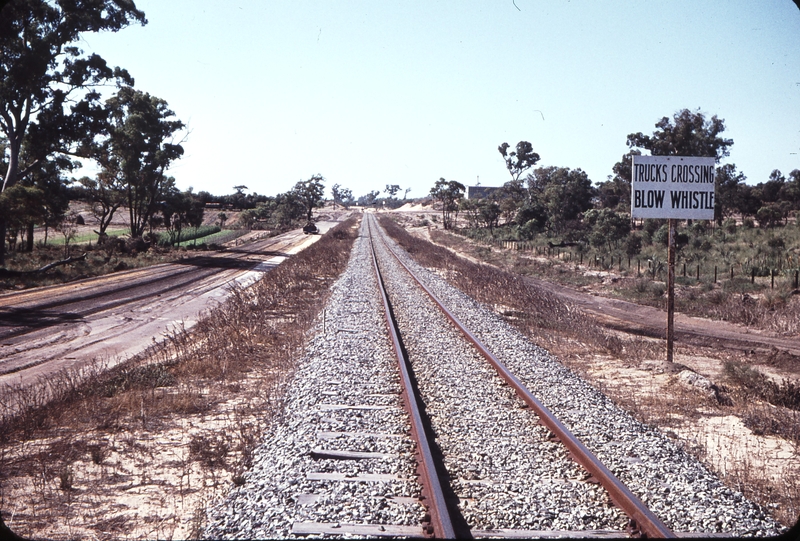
631,155,716,220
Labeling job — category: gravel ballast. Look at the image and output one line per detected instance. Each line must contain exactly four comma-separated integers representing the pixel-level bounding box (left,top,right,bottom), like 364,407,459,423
376,218,785,537
205,217,785,538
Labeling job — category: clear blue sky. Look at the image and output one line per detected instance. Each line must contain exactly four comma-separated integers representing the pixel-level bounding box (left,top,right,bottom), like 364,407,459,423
81,0,800,199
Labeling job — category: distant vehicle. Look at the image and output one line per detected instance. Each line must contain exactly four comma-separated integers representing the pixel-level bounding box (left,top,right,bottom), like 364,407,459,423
303,222,319,235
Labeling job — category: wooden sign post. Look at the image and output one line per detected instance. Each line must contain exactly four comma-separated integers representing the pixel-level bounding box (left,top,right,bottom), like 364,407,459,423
631,156,716,362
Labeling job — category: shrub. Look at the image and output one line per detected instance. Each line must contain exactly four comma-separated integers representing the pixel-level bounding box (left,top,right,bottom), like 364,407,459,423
625,233,643,256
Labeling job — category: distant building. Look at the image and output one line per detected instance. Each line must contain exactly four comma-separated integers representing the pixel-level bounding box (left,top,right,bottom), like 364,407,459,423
466,185,502,200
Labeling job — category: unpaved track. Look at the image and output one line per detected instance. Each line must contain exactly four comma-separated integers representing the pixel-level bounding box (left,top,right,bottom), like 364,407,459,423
0,224,336,390
524,275,800,356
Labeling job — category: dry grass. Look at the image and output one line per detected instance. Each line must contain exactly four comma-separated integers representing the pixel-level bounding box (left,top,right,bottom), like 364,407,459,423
380,215,800,528
378,216,623,355
0,217,359,539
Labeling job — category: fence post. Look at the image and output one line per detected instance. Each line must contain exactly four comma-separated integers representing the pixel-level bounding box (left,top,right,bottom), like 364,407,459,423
714,265,717,284
771,269,775,289
696,264,700,280
730,266,734,280
752,267,755,284
637,259,640,276
580,252,583,265
682,263,686,277
794,270,799,289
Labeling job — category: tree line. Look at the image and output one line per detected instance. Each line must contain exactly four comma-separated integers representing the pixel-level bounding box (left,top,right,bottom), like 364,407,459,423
431,109,800,254
0,2,349,264
0,0,185,264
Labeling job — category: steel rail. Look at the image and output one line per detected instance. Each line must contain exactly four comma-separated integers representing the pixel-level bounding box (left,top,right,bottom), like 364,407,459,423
371,217,676,539
367,218,456,539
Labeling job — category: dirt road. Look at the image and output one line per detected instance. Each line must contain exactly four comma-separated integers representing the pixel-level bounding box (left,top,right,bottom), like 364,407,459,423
525,275,800,356
0,223,337,390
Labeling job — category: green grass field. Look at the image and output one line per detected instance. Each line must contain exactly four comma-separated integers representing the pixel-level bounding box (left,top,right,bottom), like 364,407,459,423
43,228,130,246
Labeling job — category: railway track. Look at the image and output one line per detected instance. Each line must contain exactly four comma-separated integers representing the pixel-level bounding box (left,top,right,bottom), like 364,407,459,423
205,215,783,539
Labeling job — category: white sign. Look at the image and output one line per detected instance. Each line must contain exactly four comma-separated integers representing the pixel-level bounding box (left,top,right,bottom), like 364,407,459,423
631,155,716,220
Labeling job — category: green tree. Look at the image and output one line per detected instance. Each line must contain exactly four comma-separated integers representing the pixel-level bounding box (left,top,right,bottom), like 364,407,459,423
429,178,465,230
78,173,124,243
528,167,595,234
785,169,800,210
626,109,733,162
331,183,354,209
161,189,196,246
0,184,46,252
384,184,401,198
583,208,631,250
358,190,380,208
597,150,639,210
293,174,325,221
478,199,501,234
497,178,528,224
101,87,185,238
715,164,747,223
0,0,146,264
498,141,540,182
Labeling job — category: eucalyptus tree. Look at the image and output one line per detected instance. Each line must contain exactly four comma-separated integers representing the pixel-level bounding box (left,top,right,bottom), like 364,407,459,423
498,141,540,182
99,87,185,238
0,0,146,263
429,178,465,230
331,183,353,209
293,174,325,220
625,109,733,162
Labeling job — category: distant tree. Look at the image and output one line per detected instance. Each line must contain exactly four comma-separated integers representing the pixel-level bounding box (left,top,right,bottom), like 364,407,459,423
19,159,69,250
100,87,185,238
162,190,195,246
756,204,786,228
459,198,480,229
358,190,380,208
527,167,595,234
597,150,639,210
478,199,501,234
498,141,540,182
230,185,249,210
56,210,80,258
715,164,748,223
272,191,306,226
0,184,46,252
496,178,528,224
331,183,354,209
583,208,631,249
0,0,146,264
79,174,124,243
786,169,800,210
626,109,733,162
384,184,401,198
429,178,465,230
217,212,228,229
293,174,325,221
